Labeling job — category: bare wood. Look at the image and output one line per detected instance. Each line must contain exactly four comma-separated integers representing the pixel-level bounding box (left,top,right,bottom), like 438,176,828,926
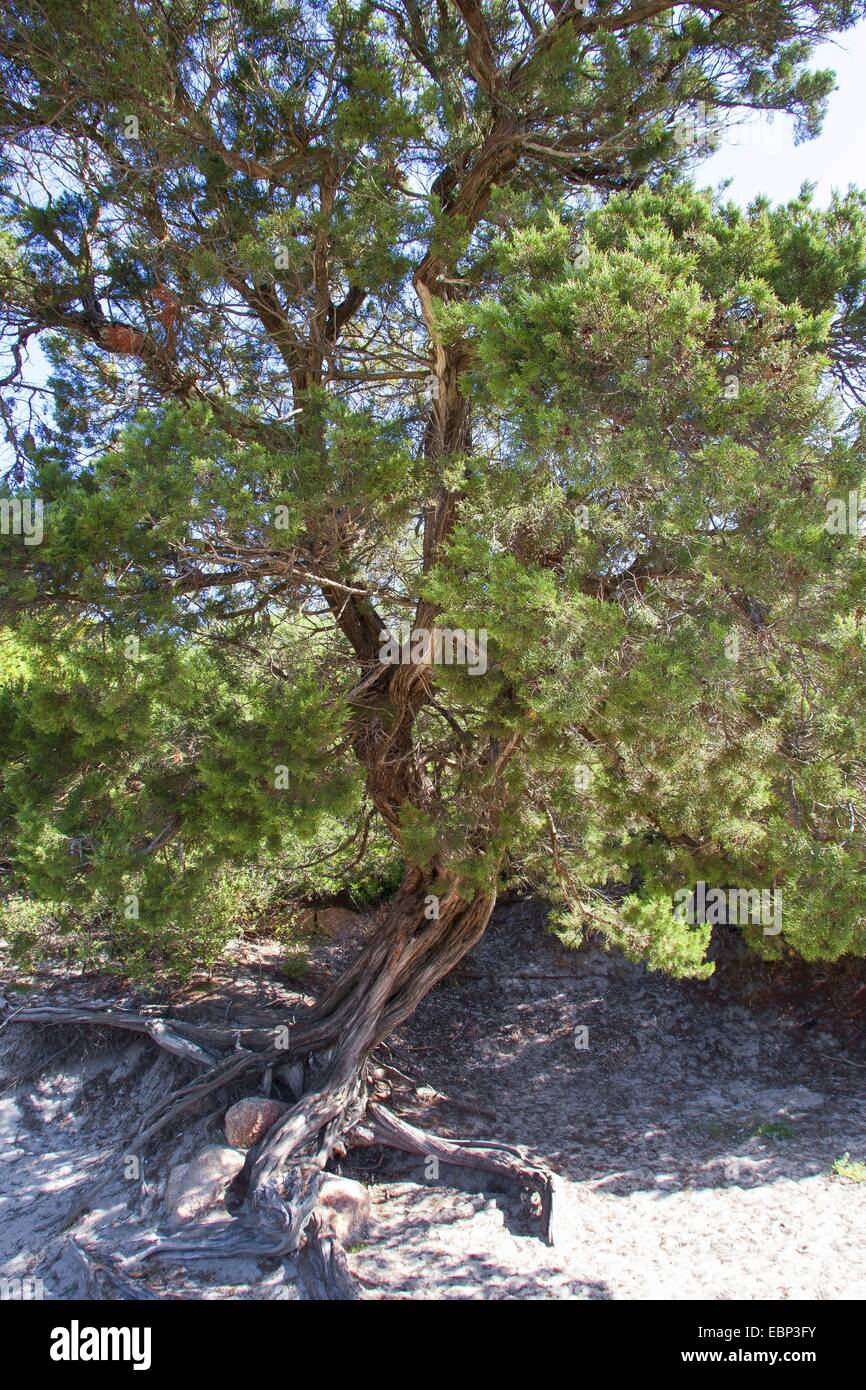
353,1101,565,1247
10,1005,219,1069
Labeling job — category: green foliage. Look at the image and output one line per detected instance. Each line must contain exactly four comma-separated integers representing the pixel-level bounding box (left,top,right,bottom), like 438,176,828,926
444,183,866,971
0,595,365,977
754,1121,795,1140
832,1152,866,1181
0,1,865,982
0,895,45,967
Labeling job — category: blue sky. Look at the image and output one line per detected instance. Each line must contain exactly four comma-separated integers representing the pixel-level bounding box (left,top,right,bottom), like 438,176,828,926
695,17,866,206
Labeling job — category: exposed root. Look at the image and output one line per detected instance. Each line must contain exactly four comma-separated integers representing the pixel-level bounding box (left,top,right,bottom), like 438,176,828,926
60,1046,265,1230
67,1237,162,1300
298,1215,361,1300
9,1004,220,1068
9,1002,286,1059
124,1218,298,1266
349,1101,566,1247
4,876,553,1298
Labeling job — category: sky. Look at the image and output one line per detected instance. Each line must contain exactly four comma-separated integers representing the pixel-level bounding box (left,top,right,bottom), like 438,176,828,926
695,18,866,206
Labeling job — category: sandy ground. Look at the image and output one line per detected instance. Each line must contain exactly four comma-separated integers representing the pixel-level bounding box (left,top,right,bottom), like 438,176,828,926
1,897,865,1300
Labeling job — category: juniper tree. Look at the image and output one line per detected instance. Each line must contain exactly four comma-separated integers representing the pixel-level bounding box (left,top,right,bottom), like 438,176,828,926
1,0,865,1275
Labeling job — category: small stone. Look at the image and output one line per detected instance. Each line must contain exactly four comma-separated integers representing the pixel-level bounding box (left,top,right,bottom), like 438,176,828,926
275,1060,305,1100
314,907,359,938
224,1096,287,1149
316,1176,371,1244
163,1145,244,1225
0,1098,22,1148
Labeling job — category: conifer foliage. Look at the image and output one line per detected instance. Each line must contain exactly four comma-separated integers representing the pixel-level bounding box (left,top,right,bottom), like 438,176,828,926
1,1,865,1274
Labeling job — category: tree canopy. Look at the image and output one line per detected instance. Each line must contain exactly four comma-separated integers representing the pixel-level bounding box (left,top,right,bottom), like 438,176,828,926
1,0,865,983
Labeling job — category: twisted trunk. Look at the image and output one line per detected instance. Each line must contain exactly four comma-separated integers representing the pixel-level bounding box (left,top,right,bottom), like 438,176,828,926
246,871,496,1240
10,331,549,1293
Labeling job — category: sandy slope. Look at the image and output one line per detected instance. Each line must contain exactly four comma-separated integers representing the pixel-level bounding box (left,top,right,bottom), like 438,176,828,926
1,898,865,1300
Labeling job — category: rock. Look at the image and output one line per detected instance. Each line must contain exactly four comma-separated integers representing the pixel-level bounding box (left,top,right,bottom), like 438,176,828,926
314,907,358,938
274,1060,305,1100
163,1145,244,1225
224,1096,288,1149
292,906,358,939
0,1097,22,1146
315,1175,371,1245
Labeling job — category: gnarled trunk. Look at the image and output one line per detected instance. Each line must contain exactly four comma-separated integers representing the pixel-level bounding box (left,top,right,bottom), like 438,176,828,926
12,869,563,1297
246,871,496,1242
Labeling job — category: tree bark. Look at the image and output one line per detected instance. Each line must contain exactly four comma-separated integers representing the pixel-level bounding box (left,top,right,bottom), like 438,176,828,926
244,870,497,1244
10,867,567,1299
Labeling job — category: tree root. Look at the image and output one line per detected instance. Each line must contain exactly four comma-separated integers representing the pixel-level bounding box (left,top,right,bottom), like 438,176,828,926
4,877,562,1297
68,1237,163,1300
9,1003,262,1066
6,1002,563,1297
298,1215,361,1301
60,1046,265,1230
349,1101,566,1247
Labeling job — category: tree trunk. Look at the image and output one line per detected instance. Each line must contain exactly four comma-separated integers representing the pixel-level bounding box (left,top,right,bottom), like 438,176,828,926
11,868,564,1295
245,870,496,1241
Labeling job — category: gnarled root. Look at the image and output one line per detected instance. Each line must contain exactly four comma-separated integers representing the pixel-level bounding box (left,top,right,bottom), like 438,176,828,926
297,1215,361,1301
349,1102,565,1247
5,874,563,1296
